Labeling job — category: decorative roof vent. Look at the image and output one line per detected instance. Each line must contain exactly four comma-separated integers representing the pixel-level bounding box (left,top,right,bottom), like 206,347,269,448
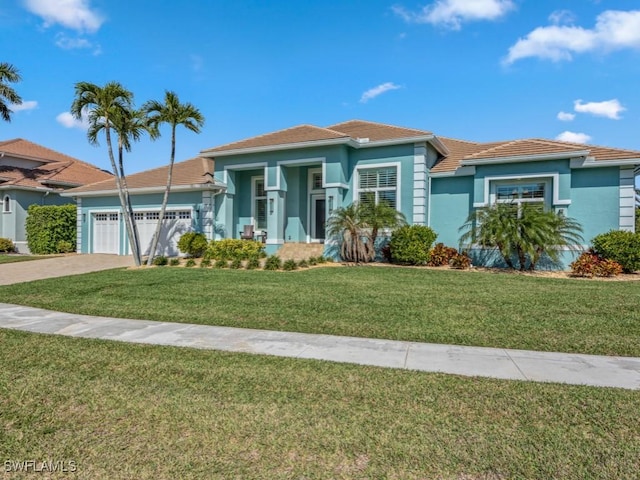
356,137,370,143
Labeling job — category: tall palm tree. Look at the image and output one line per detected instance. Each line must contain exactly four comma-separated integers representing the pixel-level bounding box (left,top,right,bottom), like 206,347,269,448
142,91,204,265
0,62,22,122
70,81,143,266
360,201,407,251
326,203,372,263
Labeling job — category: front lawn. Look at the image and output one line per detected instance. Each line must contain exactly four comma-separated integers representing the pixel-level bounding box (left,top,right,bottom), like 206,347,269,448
0,254,50,264
1,329,638,479
0,266,638,356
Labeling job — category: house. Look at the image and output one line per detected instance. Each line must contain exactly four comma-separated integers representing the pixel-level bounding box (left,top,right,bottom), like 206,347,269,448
67,120,639,268
0,139,113,253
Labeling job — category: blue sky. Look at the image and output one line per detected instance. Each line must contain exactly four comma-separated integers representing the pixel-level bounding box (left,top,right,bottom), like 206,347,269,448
2,0,640,176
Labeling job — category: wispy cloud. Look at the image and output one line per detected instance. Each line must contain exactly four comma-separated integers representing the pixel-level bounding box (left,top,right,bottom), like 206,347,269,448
393,0,515,30
56,111,89,130
360,82,402,103
548,9,577,26
505,10,640,64
55,32,102,54
556,131,592,144
557,111,575,122
11,100,38,112
24,0,104,33
574,99,625,119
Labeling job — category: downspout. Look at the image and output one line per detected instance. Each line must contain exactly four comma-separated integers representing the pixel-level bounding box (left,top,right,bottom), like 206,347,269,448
41,190,50,205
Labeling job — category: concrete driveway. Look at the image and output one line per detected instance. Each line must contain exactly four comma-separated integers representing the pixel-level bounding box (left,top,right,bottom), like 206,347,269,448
0,254,134,285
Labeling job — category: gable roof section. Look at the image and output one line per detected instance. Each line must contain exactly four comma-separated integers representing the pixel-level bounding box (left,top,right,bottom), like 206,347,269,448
325,119,432,141
0,138,112,189
66,157,218,196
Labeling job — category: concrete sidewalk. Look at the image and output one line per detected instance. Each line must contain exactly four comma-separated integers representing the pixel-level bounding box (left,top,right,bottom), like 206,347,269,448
0,302,638,390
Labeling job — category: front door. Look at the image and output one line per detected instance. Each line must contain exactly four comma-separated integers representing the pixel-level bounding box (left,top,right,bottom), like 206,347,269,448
311,196,326,241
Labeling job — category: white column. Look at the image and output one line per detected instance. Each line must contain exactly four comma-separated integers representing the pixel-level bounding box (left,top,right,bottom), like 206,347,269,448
76,197,82,253
619,167,635,232
413,142,427,225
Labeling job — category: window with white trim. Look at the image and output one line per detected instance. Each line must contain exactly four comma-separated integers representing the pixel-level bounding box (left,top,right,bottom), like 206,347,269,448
3,195,10,213
312,172,323,190
253,177,267,230
493,180,548,214
357,166,397,209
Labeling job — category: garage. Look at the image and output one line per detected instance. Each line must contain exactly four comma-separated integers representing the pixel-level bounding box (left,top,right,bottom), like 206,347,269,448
133,210,193,257
92,213,120,254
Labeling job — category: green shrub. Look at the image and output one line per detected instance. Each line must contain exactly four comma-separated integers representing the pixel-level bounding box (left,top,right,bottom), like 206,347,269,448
428,243,458,267
570,251,623,278
153,256,168,266
213,259,227,269
0,238,15,253
229,258,242,269
298,259,308,268
389,225,437,265
308,257,317,266
592,230,640,273
204,239,266,262
185,258,196,267
449,252,471,270
283,259,298,271
169,258,180,266
199,258,212,268
25,204,76,254
177,232,208,258
316,256,327,264
246,256,260,270
56,240,75,254
264,255,281,271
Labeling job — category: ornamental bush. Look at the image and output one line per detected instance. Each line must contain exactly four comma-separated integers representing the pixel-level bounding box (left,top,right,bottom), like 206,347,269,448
570,250,623,278
449,252,471,269
0,238,15,253
389,225,437,265
177,232,208,258
25,204,76,254
427,243,458,267
591,230,640,273
204,239,266,261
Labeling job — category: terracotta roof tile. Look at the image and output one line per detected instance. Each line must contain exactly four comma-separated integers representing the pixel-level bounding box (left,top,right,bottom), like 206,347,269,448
325,119,432,141
0,138,112,189
68,157,215,194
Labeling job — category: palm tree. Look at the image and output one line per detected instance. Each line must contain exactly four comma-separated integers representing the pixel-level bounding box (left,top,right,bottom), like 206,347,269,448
459,202,583,271
70,81,143,266
142,91,204,265
0,62,22,122
326,203,371,263
360,201,407,250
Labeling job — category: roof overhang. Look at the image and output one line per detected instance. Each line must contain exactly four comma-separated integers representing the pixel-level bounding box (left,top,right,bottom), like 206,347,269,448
0,184,56,193
39,179,83,188
570,157,640,168
61,182,226,198
460,150,591,166
201,135,445,158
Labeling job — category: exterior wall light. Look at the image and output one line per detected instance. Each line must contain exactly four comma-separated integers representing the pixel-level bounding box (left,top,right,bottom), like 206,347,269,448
269,198,274,214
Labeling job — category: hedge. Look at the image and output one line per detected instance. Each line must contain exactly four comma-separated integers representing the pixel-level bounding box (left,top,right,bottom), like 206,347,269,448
25,204,77,254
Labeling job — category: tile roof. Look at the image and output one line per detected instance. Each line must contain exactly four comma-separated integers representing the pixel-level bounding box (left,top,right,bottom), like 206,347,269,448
325,119,432,141
0,138,112,189
68,157,216,194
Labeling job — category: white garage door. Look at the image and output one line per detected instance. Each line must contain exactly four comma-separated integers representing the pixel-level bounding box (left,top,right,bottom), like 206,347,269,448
93,213,120,254
133,210,192,257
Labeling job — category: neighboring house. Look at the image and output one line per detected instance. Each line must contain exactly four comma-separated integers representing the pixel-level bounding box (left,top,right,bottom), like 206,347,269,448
63,158,223,256
0,138,113,253
68,120,639,268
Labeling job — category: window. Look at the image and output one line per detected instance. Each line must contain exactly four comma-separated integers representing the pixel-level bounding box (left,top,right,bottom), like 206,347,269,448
494,181,547,215
146,212,159,220
312,172,323,190
164,211,177,220
357,166,398,209
253,177,267,230
133,212,144,221
3,195,10,213
178,211,191,220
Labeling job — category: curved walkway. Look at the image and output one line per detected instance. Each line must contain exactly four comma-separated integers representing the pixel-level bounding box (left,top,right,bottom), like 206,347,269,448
0,302,638,390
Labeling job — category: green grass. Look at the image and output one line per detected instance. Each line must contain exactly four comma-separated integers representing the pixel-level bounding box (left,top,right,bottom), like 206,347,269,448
0,254,50,264
0,266,638,356
1,329,638,479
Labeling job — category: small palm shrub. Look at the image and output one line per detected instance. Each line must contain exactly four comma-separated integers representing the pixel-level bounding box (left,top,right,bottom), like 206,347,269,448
283,259,298,271
264,255,281,271
200,258,212,268
177,232,208,258
0,238,15,253
390,225,438,265
570,251,623,278
169,258,180,266
592,230,640,273
246,256,260,270
213,259,226,269
428,243,458,266
316,256,327,264
229,258,242,269
298,259,309,268
153,256,168,266
308,257,317,266
185,258,196,267
204,239,266,262
449,252,471,269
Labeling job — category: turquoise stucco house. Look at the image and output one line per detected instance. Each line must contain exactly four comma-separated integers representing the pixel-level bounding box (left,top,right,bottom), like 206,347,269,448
67,120,639,267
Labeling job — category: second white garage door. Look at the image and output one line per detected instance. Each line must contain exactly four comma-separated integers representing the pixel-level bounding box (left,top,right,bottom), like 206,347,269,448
133,210,193,257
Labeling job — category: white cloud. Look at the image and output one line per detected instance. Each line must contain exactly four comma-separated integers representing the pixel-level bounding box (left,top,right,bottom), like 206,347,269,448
54,32,101,54
24,0,104,33
393,0,515,30
574,99,625,119
549,10,576,26
11,100,38,112
555,131,592,144
56,111,89,130
505,10,640,64
557,111,575,121
360,82,402,103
